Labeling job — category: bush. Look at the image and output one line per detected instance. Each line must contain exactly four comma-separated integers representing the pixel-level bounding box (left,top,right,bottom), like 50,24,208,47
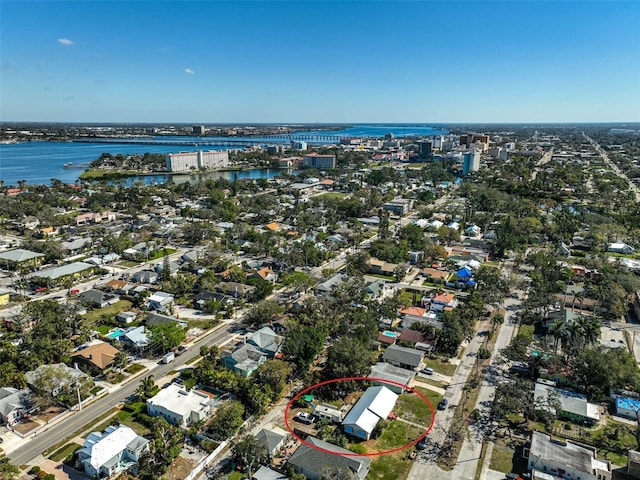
349,443,367,454
29,466,41,475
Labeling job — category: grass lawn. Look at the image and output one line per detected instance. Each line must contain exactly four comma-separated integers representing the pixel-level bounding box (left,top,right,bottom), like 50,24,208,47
369,273,395,281
185,354,201,365
395,391,438,426
83,299,133,325
125,363,146,374
228,472,244,480
186,318,219,330
376,421,423,451
117,259,140,268
399,290,416,306
411,386,443,416
421,357,457,377
89,386,104,395
149,248,177,260
95,324,110,335
367,451,415,480
490,444,515,473
317,192,350,200
49,442,81,462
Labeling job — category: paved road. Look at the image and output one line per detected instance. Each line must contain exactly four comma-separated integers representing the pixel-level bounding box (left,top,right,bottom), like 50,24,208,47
6,320,233,466
584,133,640,202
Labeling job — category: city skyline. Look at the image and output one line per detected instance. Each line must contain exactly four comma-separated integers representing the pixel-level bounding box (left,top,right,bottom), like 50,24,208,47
2,1,639,123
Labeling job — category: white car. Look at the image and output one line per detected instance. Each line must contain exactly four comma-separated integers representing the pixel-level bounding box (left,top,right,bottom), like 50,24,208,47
295,412,315,424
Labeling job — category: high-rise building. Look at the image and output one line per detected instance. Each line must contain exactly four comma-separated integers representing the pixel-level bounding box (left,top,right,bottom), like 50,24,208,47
418,141,433,160
303,153,336,170
165,150,229,173
192,125,206,135
460,133,490,152
462,151,480,175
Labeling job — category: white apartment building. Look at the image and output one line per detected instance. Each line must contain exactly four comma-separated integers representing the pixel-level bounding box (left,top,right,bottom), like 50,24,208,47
146,383,214,427
527,431,611,480
165,150,229,173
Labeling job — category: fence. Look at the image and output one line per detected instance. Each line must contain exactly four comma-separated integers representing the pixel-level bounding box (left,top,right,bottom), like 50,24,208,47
184,441,227,480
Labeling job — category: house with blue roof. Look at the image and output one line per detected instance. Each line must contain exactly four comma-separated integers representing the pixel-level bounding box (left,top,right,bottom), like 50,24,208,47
615,395,640,420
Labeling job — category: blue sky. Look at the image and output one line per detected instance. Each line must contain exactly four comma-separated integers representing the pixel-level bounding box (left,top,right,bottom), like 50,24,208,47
1,1,639,123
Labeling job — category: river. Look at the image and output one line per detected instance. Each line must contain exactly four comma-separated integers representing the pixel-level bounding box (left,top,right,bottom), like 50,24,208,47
0,124,445,185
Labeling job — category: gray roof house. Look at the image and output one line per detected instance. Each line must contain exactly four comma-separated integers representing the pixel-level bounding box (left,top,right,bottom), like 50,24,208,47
342,386,398,440
255,427,288,456
247,327,283,357
79,289,120,308
253,465,289,480
370,362,416,394
534,379,601,425
31,262,94,283
0,387,31,426
382,344,424,371
0,248,44,269
220,343,266,377
132,270,159,284
313,273,347,296
25,363,89,397
288,436,371,480
145,312,187,329
77,425,149,479
118,326,149,350
216,282,256,299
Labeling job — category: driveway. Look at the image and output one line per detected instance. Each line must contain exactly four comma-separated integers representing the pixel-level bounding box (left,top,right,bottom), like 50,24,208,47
36,460,88,480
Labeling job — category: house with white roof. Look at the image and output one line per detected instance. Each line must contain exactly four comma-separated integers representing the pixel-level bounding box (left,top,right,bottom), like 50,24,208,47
527,430,611,480
534,379,601,425
77,425,149,479
607,242,635,254
146,383,214,428
342,385,398,440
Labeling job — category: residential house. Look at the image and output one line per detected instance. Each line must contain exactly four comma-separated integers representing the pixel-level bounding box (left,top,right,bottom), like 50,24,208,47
0,387,31,426
607,242,635,254
31,262,94,286
116,311,137,324
342,386,398,440
627,450,640,478
0,248,44,270
247,327,283,358
61,237,93,255
288,436,371,480
615,395,640,420
527,430,611,480
370,362,416,394
194,290,235,309
132,270,159,284
147,383,213,428
118,326,149,351
382,344,424,371
123,242,157,260
104,279,136,295
25,363,89,397
79,289,120,308
220,343,266,377
71,341,120,375
313,273,347,297
216,282,256,299
382,198,412,216
147,291,174,312
145,312,187,329
366,258,400,277
422,268,449,283
363,280,385,299
77,425,149,479
250,267,278,283
253,465,289,480
76,211,116,225
428,293,458,312
534,379,601,425
255,427,288,456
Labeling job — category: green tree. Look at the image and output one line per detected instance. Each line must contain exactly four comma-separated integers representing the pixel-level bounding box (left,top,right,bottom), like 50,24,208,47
281,271,315,293
148,322,186,354
232,435,269,479
0,454,20,480
282,324,327,368
324,337,374,388
207,400,245,440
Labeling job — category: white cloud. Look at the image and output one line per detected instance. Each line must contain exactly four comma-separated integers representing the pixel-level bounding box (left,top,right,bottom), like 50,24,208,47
58,38,74,46
184,68,195,75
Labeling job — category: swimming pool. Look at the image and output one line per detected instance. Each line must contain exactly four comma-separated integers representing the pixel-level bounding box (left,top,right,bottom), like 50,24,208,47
382,331,399,338
105,328,125,339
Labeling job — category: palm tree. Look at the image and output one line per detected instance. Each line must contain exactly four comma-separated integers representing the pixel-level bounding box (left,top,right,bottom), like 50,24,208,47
548,319,567,354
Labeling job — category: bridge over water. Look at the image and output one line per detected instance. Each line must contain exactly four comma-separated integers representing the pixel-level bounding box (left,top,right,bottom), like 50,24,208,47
72,134,343,147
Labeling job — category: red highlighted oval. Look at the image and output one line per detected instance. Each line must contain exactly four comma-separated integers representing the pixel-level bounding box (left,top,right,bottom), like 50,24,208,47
283,376,435,457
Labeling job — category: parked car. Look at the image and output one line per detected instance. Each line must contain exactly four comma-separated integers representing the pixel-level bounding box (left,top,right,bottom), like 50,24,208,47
295,412,315,424
437,398,448,410
421,367,434,375
416,437,427,450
